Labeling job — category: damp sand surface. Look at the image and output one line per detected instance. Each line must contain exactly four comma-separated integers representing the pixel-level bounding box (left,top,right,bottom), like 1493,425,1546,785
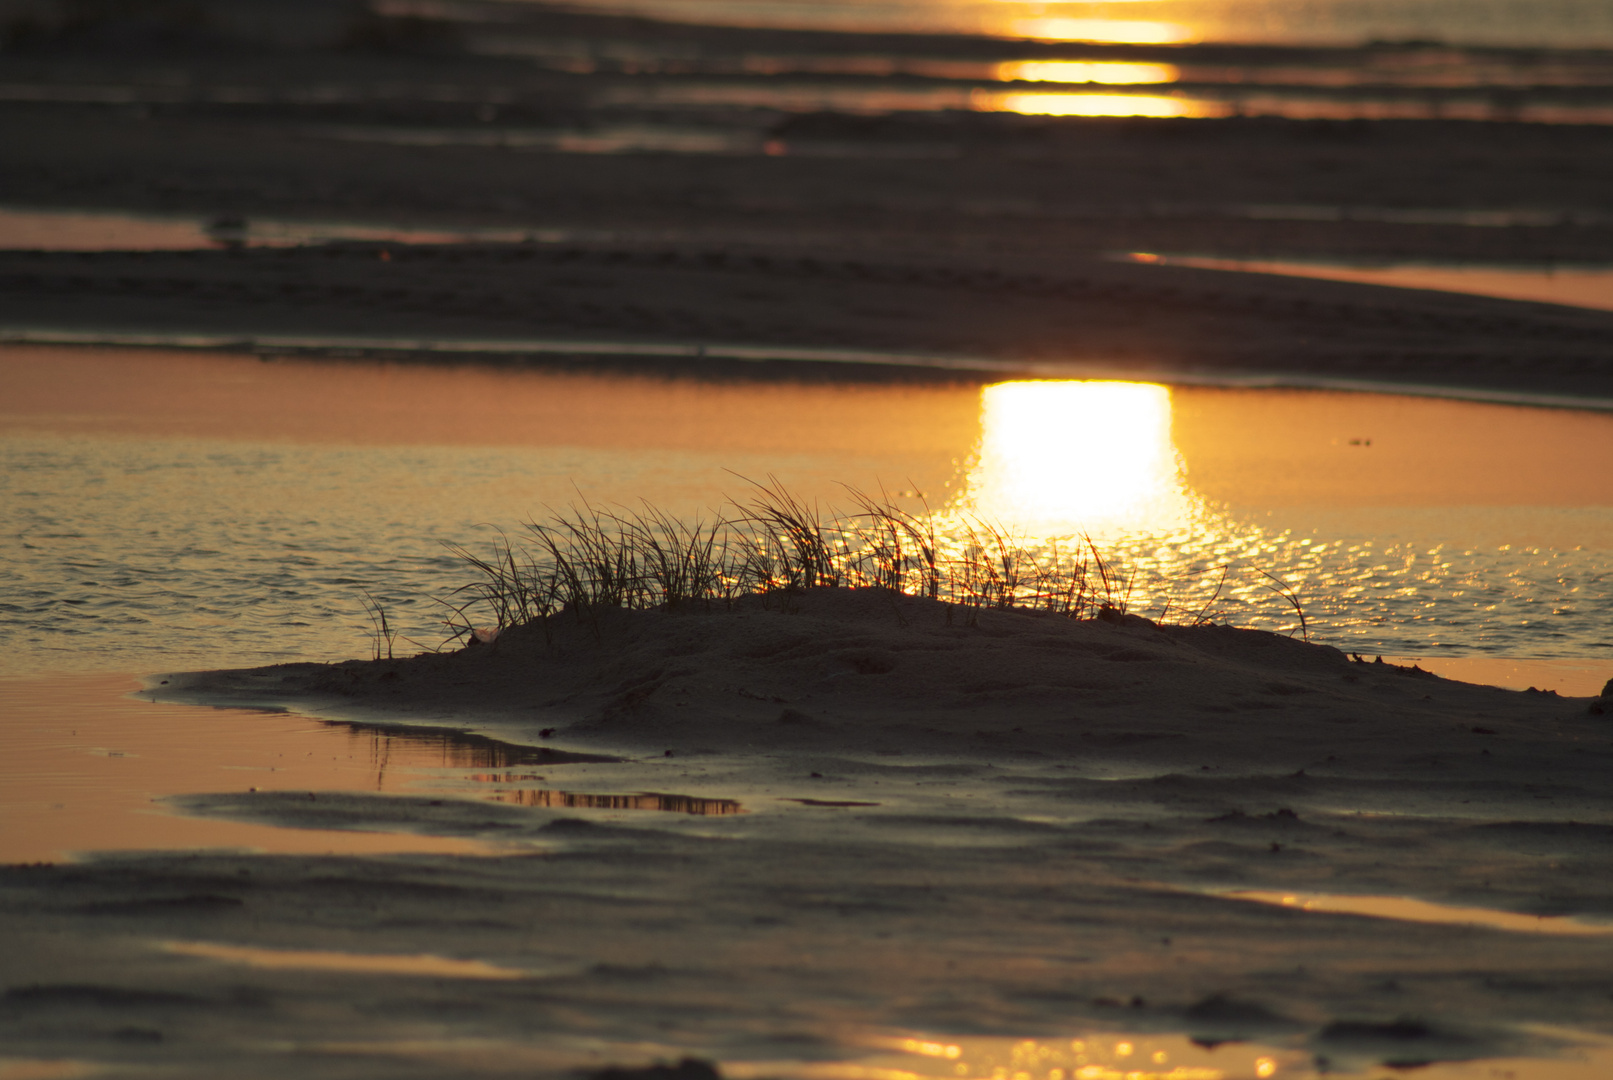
7,590,1613,1078
8,8,1613,410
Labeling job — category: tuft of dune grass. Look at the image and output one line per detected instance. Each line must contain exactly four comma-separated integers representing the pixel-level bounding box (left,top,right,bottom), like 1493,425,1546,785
435,477,1306,646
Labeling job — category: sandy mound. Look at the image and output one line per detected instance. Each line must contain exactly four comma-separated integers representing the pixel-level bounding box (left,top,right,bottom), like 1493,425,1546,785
165,587,1594,776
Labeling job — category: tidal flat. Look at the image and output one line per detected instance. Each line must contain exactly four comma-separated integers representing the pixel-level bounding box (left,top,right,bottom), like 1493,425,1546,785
4,0,1613,1076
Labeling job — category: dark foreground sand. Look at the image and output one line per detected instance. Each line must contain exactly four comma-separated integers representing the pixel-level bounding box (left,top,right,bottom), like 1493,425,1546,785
7,591,1613,1078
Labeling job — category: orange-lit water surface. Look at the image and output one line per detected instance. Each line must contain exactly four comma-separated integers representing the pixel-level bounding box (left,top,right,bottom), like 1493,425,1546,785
0,344,976,672
7,345,1607,908
160,941,531,979
227,1026,1613,1080
0,206,557,251
0,671,743,862
450,0,1613,124
0,673,499,861
471,19,1613,125
600,79,1613,124
1225,891,1613,936
1136,254,1613,315
6,7,1612,134
3,344,1609,684
761,1029,1613,1080
12,1028,1613,1080
950,379,1613,692
490,0,1613,48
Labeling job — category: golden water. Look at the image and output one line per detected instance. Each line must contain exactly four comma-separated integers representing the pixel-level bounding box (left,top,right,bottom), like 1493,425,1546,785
1,344,1609,685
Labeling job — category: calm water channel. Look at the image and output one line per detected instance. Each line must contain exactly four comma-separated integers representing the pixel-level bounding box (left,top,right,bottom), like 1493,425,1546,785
2,343,1610,684
540,0,1613,47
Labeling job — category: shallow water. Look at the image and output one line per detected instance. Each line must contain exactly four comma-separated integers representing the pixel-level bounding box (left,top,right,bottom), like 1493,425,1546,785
604,79,1613,125
801,1030,1613,1080
1224,891,1613,936
159,941,531,979
494,2,1613,123
1135,254,1613,314
1,344,1610,682
792,1029,1613,1080
0,672,497,861
0,671,749,862
0,206,558,251
10,205,1612,257
17,1028,1613,1080
7,40,1611,133
518,0,1613,48
471,31,1613,124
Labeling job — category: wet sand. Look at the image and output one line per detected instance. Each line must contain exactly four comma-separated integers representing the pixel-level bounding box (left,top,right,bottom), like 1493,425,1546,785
6,8,1613,401
6,591,1613,1077
6,239,1613,403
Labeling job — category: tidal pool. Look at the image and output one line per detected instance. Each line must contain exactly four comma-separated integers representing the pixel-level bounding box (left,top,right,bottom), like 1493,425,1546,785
0,671,743,862
0,206,554,251
2,343,1609,688
1135,254,1613,314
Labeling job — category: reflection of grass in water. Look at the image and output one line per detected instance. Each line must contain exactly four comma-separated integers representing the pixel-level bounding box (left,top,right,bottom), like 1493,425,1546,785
436,478,1307,645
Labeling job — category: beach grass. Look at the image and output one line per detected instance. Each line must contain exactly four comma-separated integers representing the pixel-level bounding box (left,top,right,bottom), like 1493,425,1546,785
360,589,399,660
438,479,1304,644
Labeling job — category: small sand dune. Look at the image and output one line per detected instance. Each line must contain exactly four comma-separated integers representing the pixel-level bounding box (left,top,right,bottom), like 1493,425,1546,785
166,587,1600,776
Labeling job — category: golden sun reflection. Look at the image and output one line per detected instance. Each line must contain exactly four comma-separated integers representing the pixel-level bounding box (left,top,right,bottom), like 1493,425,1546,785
972,91,1218,118
843,1033,1297,1080
487,787,744,815
996,60,1179,85
1229,891,1613,936
162,941,527,979
1007,18,1194,44
951,381,1201,537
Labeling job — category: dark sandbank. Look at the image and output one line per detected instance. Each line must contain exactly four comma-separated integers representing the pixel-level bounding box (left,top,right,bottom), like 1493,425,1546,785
6,3,1613,402
157,587,1608,774
6,240,1613,404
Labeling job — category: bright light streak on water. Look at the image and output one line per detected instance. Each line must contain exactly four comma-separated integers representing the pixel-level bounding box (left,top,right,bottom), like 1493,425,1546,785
1006,16,1194,44
0,205,556,251
954,381,1197,535
1225,890,1613,936
942,379,1613,660
995,61,1180,86
1131,254,1613,315
840,1029,1613,1080
847,1032,1292,1080
508,0,1613,48
971,90,1217,117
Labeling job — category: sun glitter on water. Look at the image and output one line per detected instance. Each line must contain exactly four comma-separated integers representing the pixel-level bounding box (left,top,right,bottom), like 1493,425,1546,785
995,60,1180,85
949,380,1203,537
972,90,1216,117
1006,17,1194,44
812,1033,1294,1080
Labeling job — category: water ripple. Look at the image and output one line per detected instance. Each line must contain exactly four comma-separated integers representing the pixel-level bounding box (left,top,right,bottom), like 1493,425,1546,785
3,430,1610,675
